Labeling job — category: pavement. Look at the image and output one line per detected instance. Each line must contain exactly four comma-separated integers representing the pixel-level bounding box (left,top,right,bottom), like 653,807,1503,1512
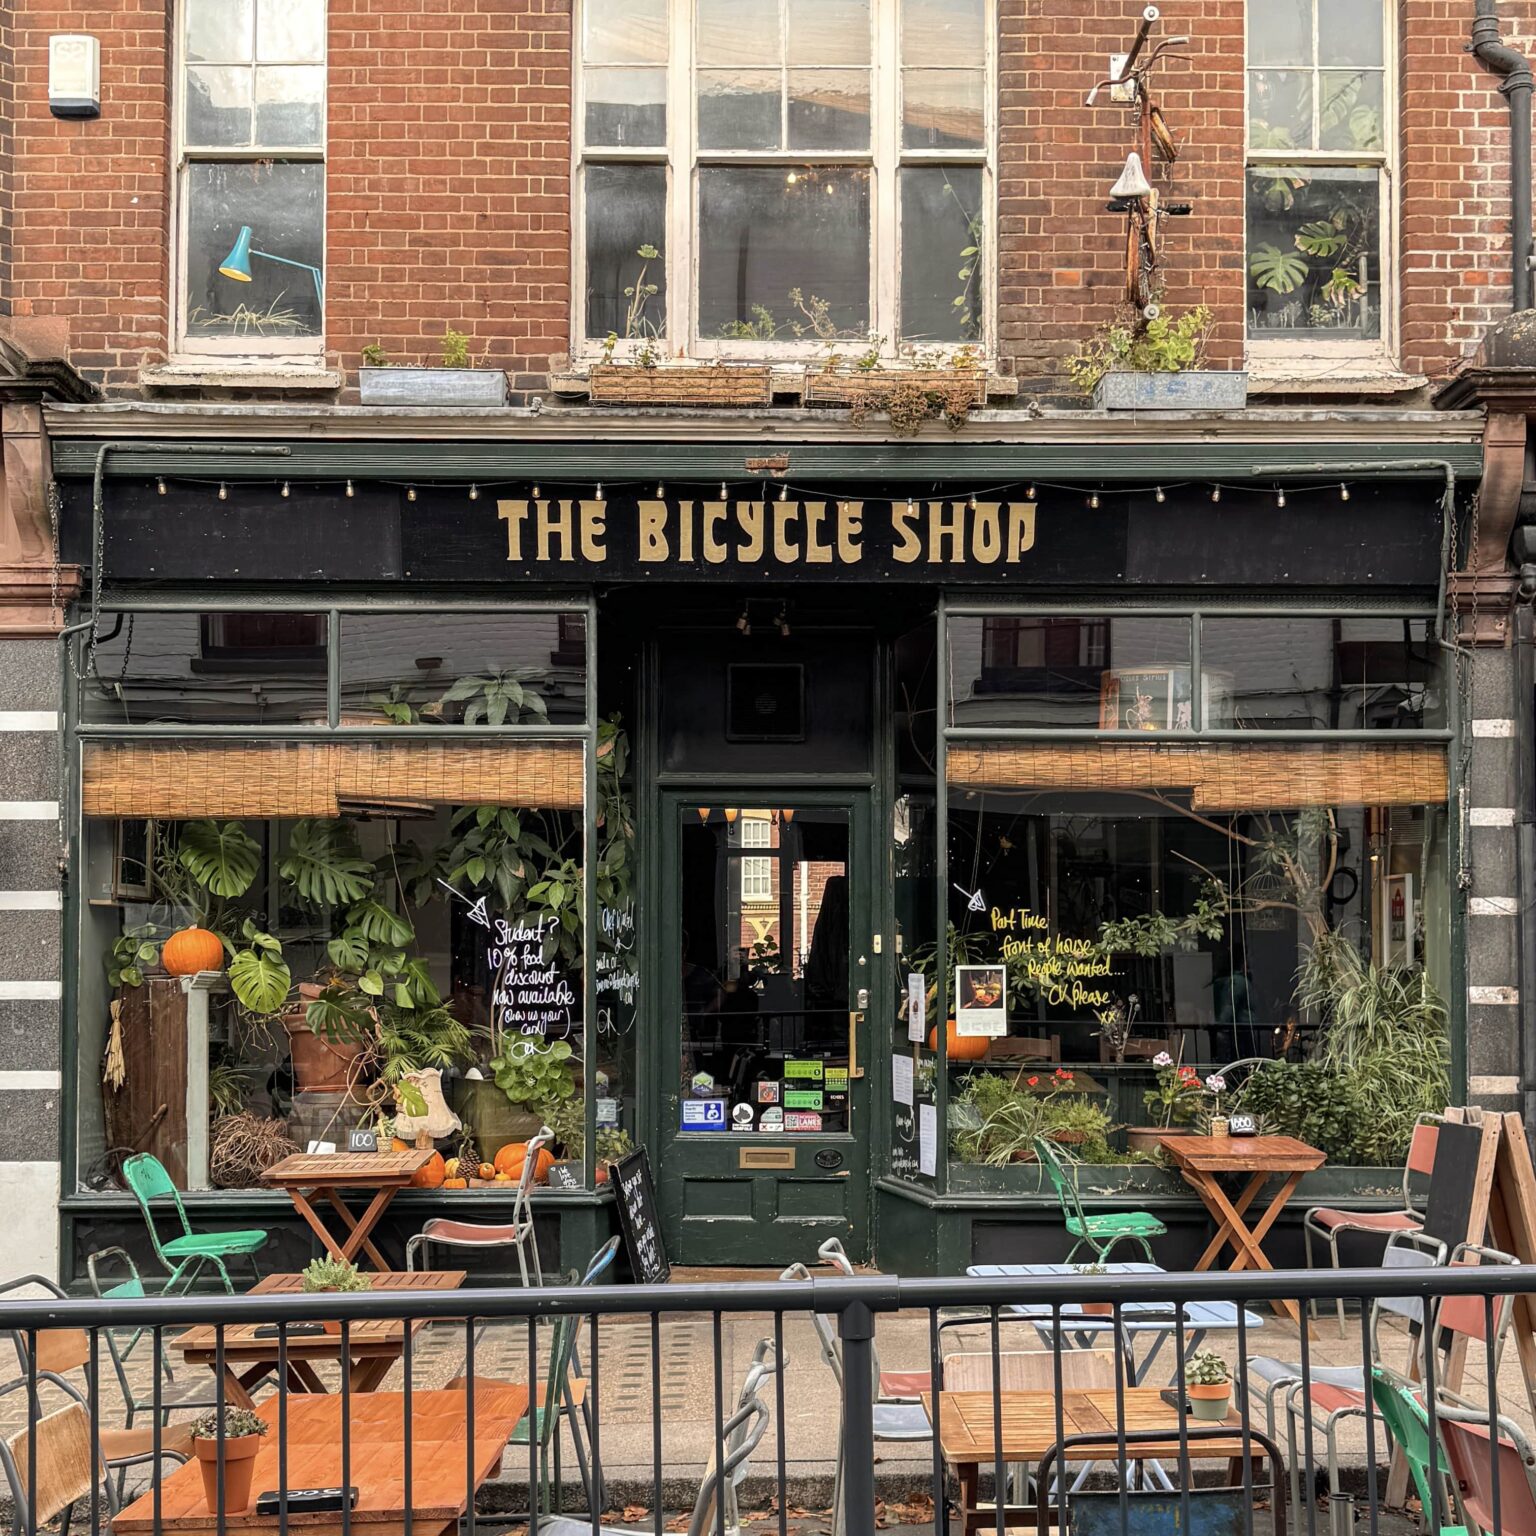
0,1272,1516,1531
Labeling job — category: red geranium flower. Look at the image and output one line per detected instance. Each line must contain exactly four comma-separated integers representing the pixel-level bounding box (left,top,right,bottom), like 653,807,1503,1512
1027,1076,1040,1087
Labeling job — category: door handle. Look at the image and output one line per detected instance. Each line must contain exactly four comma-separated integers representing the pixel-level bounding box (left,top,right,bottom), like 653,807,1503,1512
847,1010,865,1079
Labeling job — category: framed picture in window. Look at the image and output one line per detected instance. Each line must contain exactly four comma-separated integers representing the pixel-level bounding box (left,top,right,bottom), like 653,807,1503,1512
955,964,1007,1038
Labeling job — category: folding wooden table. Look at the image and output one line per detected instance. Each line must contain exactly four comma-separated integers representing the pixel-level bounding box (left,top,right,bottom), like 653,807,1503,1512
1157,1132,1326,1324
172,1269,467,1409
111,1382,529,1536
261,1150,432,1269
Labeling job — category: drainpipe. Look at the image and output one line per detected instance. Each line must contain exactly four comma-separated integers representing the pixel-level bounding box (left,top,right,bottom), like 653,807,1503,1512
1471,0,1534,311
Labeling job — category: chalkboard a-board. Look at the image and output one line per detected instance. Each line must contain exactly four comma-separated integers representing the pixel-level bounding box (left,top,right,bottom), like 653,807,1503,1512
1424,1119,1489,1250
612,1148,671,1285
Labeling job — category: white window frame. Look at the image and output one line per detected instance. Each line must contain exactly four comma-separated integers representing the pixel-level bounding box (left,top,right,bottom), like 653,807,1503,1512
172,0,327,361
1243,0,1396,367
739,816,774,903
573,0,995,364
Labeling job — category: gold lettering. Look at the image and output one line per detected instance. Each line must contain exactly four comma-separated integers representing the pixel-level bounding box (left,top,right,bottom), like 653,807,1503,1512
637,500,670,562
973,503,1003,564
678,500,696,562
929,501,966,564
838,500,863,564
579,501,607,562
805,502,834,564
497,499,532,561
737,502,765,562
702,502,729,564
1006,502,1038,562
891,500,922,563
772,503,801,564
536,499,574,562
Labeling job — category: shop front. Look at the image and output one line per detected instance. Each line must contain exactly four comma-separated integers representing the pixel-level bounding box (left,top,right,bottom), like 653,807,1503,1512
50,429,1479,1279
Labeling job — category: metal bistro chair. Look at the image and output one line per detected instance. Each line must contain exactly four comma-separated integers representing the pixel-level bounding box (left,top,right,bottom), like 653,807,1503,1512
121,1153,267,1295
1034,1136,1165,1264
535,1339,783,1536
814,1238,932,1400
1435,1399,1536,1536
1304,1112,1441,1335
85,1248,223,1434
406,1125,554,1288
1369,1368,1471,1536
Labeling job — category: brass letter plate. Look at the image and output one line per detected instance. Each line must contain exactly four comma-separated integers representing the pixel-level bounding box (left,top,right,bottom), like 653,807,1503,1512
739,1147,797,1170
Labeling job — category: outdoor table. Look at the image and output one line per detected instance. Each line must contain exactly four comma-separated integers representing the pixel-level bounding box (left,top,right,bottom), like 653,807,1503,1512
1157,1132,1326,1325
111,1381,529,1536
921,1387,1252,1536
172,1270,467,1409
963,1261,1265,1384
261,1149,433,1268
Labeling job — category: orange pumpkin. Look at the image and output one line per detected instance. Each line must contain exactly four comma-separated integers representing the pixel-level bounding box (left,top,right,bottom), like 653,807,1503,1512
477,1162,496,1181
391,1138,412,1152
443,1177,468,1189
409,1151,446,1189
929,1019,990,1062
494,1141,556,1184
161,926,224,977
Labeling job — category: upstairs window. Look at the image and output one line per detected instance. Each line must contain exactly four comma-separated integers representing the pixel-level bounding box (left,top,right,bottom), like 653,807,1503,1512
577,0,992,359
177,0,327,356
1245,0,1389,350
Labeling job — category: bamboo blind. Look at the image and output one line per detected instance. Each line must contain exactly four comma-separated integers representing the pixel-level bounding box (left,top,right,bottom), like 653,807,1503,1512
946,742,1447,809
82,740,584,818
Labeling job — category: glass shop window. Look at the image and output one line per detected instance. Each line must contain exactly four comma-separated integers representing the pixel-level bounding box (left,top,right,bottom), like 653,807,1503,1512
81,610,329,724
178,0,327,354
338,612,589,726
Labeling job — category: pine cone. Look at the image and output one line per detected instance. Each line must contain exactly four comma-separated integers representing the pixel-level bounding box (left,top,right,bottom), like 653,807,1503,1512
458,1134,480,1181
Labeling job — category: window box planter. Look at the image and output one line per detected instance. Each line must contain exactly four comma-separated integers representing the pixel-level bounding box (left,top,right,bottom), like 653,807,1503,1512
358,367,508,407
803,366,988,409
1093,370,1248,411
587,363,772,407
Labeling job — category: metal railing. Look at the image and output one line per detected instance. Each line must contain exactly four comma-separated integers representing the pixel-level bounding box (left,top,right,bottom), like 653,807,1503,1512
1,1259,1533,1536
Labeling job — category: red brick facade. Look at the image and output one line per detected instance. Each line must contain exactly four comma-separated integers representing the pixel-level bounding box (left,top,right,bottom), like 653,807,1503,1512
0,0,1531,394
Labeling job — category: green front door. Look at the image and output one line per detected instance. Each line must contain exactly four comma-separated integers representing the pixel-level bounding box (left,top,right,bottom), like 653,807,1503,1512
657,792,874,1266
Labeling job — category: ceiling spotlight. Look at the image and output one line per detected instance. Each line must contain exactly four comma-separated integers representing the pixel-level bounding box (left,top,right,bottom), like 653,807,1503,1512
156,477,167,496
1276,487,1287,509
218,482,228,501
468,483,480,501
1339,483,1351,502
407,485,417,502
345,479,355,498
280,481,291,498
1210,485,1222,504
1154,486,1166,504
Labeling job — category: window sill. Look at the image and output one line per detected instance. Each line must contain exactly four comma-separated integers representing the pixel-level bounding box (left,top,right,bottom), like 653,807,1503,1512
552,361,1018,402
1245,358,1427,396
141,363,344,392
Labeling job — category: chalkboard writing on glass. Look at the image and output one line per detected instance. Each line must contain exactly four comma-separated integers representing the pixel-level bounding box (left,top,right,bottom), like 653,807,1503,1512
612,1148,670,1285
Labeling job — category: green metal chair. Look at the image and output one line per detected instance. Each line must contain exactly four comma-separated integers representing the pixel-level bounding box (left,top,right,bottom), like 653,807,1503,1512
1033,1136,1165,1264
121,1153,268,1294
1369,1367,1469,1536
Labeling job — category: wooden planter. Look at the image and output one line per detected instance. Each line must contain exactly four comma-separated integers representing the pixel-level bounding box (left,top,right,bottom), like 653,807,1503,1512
588,364,772,407
803,367,987,407
358,367,508,407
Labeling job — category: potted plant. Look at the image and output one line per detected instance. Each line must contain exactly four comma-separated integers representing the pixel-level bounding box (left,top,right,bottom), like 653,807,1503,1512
300,1254,372,1335
1127,1053,1206,1155
1073,1261,1113,1316
1204,1073,1230,1138
357,328,509,407
594,1126,636,1185
1066,304,1247,411
189,1406,269,1513
483,1034,577,1147
1185,1350,1232,1421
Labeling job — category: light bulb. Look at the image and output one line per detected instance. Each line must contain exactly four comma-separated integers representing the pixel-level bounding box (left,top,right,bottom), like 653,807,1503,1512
218,482,228,501
345,479,355,498
281,481,290,498
720,481,728,500
407,485,417,502
840,500,851,515
1089,492,1100,509
156,477,166,496
1340,483,1351,502
1154,486,1166,504
907,497,916,514
1026,485,1036,501
1276,488,1287,509
779,484,788,502
596,482,604,501
531,483,541,499
656,482,665,498
1210,485,1222,504
968,493,978,510
468,483,480,501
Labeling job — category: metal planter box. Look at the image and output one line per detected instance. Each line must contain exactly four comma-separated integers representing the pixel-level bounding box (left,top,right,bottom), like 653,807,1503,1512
1094,370,1248,411
358,367,508,407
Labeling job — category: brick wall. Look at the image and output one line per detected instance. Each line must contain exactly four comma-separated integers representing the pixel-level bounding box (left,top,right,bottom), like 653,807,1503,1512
2,0,1534,395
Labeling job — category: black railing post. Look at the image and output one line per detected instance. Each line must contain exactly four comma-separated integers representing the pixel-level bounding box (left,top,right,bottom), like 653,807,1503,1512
837,1300,877,1536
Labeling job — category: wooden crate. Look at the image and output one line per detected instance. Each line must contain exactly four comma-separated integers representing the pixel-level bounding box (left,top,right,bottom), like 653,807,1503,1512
802,366,988,406
587,364,772,406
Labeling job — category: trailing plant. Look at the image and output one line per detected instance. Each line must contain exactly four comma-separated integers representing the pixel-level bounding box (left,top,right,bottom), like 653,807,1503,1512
299,1256,371,1293
190,1407,268,1441
1064,304,1210,395
108,925,161,989
491,1034,577,1109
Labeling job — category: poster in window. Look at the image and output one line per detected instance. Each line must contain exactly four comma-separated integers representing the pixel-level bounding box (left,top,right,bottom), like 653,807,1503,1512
955,964,1007,1037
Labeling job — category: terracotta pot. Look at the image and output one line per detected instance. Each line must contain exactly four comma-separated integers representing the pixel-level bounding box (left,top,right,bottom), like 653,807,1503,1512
1080,1301,1114,1316
1126,1125,1195,1157
1188,1382,1231,1422
283,1005,366,1093
193,1433,263,1514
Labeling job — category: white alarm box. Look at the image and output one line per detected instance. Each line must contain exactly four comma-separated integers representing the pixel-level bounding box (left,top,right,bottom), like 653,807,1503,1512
49,35,100,119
